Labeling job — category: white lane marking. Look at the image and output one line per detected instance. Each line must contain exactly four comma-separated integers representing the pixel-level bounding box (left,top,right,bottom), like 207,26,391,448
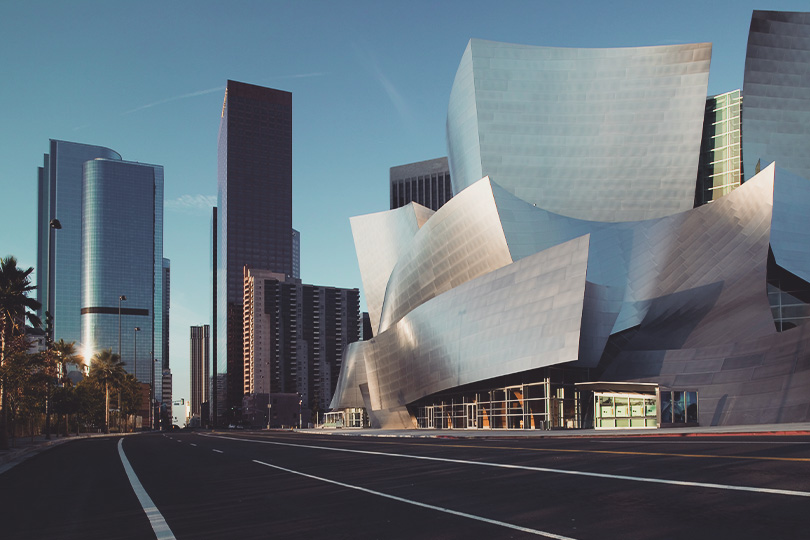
203,434,810,498
212,449,224,454
190,443,197,447
593,440,810,445
253,459,576,539
117,438,177,540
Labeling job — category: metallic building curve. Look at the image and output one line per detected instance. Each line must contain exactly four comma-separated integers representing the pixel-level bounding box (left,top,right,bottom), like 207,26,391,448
447,39,711,222
742,11,810,183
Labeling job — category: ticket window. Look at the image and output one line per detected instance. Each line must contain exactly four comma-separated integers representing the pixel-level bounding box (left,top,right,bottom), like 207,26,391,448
595,393,657,429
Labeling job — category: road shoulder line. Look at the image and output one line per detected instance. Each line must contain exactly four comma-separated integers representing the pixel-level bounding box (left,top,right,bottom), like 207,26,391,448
117,438,177,540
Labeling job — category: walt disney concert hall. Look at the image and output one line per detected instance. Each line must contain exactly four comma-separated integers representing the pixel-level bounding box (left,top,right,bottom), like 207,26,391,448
330,11,810,430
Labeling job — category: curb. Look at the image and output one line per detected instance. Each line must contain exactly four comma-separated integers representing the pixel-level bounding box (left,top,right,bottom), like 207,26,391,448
0,432,142,475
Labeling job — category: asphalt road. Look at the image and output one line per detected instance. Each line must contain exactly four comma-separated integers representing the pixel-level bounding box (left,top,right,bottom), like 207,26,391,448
2,430,809,539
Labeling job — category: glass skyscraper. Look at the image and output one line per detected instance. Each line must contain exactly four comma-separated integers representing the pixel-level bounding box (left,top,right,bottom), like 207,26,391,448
36,140,167,401
217,80,293,416
37,140,121,345
81,159,165,399
695,90,743,206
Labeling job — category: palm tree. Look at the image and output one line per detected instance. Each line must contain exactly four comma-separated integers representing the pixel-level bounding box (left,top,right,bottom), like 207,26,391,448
0,256,41,355
51,339,82,435
88,349,125,434
0,256,42,450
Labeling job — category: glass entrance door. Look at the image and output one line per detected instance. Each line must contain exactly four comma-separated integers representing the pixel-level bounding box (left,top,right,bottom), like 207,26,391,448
465,403,477,429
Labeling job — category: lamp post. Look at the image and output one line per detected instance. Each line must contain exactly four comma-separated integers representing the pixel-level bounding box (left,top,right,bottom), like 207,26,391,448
118,295,126,360
299,398,303,429
133,327,140,434
267,403,272,430
44,218,61,440
151,357,157,430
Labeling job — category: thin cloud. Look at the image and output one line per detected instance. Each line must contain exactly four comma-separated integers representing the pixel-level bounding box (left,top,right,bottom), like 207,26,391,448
165,194,217,214
352,43,413,128
73,73,328,131
122,85,226,116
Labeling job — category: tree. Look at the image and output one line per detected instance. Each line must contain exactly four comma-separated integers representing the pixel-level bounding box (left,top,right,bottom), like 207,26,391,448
0,256,42,450
51,339,83,436
88,349,125,434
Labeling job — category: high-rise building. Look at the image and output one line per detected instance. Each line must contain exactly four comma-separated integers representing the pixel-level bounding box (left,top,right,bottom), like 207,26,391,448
210,206,218,425
79,158,166,400
38,141,167,395
217,81,293,417
695,90,743,206
190,325,210,419
292,229,300,280
390,157,453,211
162,258,171,369
243,267,361,411
37,140,121,345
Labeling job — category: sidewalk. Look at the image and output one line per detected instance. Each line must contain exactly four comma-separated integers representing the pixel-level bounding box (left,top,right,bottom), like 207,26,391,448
299,422,810,439
0,432,136,475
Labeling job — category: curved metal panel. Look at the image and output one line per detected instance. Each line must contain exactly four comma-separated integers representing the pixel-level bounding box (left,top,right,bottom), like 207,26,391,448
742,11,810,182
365,235,590,411
447,39,711,222
771,165,810,284
377,178,513,333
350,202,433,336
330,341,367,409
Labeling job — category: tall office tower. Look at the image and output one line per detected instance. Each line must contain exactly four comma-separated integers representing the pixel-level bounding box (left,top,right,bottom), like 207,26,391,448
695,90,743,206
243,267,361,411
162,259,171,369
742,11,810,182
162,369,172,409
37,140,121,345
80,158,165,399
190,325,210,419
218,81,293,417
292,229,300,280
390,157,452,211
210,206,218,425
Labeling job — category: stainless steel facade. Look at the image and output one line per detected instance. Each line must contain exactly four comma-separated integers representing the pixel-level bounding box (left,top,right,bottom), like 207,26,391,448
742,11,810,182
334,165,810,428
447,39,711,222
332,19,810,429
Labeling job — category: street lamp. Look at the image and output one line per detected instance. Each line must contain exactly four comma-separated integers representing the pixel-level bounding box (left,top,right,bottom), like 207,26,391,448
132,327,140,434
133,327,140,376
151,357,157,430
118,295,127,361
267,403,272,430
299,398,303,429
44,218,61,440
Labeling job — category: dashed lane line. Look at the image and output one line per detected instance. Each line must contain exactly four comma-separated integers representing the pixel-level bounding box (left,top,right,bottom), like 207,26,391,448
253,459,577,539
203,434,810,498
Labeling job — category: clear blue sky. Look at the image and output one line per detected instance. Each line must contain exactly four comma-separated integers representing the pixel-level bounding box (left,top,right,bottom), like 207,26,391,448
1,0,805,403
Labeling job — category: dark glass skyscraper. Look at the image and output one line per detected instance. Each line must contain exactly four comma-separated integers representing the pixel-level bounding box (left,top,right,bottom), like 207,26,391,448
217,80,293,416
190,325,210,420
390,157,452,211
